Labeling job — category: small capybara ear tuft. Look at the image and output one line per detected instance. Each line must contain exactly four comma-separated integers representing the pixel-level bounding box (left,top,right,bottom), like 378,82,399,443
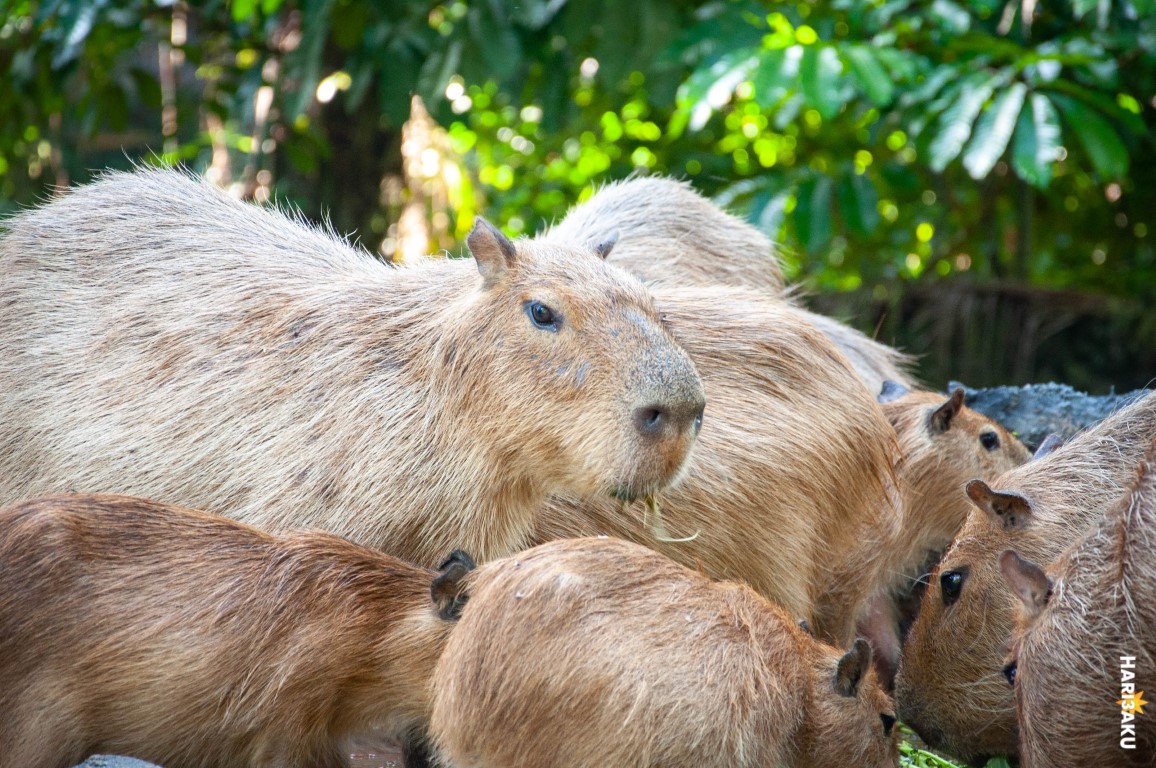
834,638,873,698
930,388,966,434
998,550,1051,617
467,217,518,286
965,479,1034,530
431,549,477,621
878,379,910,404
592,231,619,260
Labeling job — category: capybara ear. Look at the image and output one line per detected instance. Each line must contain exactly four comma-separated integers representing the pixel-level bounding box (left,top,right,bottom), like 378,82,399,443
998,550,1051,618
431,549,477,621
1032,433,1064,460
877,379,910,404
965,479,1033,530
930,387,966,433
467,217,518,286
834,638,873,698
591,231,619,260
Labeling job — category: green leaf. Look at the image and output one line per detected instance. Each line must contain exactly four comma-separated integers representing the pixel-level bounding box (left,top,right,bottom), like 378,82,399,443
1051,93,1130,179
231,0,258,22
467,0,522,82
1011,92,1061,187
800,44,844,120
843,45,894,106
837,173,880,236
963,82,1027,179
795,176,833,254
927,72,1001,173
750,47,793,109
675,47,760,131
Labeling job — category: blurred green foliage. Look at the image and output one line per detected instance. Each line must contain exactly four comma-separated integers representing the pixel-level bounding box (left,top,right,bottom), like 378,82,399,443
0,0,1153,391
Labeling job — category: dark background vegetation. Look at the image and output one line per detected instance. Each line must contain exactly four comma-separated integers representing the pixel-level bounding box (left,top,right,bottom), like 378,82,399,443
1,0,1153,393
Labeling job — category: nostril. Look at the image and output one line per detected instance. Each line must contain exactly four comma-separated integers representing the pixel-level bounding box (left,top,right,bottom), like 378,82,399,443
633,406,667,437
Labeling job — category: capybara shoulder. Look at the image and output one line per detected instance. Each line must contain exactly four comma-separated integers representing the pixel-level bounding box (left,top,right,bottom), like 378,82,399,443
896,390,1156,763
0,167,704,565
0,493,473,768
430,537,898,768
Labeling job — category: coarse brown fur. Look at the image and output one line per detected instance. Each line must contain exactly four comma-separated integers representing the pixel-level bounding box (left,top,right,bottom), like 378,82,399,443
534,285,903,647
896,390,1156,763
542,176,916,393
1002,444,1156,767
0,167,704,566
856,387,1031,685
429,537,899,768
0,494,472,768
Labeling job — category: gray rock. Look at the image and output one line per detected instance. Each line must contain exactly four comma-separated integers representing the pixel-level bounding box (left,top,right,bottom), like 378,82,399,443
945,381,1150,451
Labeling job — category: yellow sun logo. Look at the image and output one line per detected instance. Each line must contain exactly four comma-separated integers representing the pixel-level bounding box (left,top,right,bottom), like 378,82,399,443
1118,691,1149,716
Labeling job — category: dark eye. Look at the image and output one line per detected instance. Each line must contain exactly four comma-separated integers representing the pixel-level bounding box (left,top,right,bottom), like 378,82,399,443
980,431,1000,451
1003,661,1017,687
940,569,966,606
526,301,558,331
880,712,897,737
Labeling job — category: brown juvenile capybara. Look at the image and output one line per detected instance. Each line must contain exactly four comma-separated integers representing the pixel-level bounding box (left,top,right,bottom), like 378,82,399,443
543,176,916,393
429,537,899,768
0,167,704,566
855,383,1031,683
896,389,1156,763
534,285,904,648
0,493,475,768
1000,444,1156,767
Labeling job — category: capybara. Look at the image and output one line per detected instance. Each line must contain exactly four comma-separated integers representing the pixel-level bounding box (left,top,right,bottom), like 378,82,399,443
0,493,475,768
896,389,1156,763
543,176,916,393
856,384,1031,683
1001,444,1156,767
0,167,704,565
429,537,899,768
534,285,903,648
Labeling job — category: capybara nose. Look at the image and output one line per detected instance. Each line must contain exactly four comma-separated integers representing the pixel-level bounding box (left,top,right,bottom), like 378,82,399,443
633,399,705,441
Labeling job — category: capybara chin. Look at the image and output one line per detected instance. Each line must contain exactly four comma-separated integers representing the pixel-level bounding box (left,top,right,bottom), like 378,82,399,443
430,537,899,768
1002,444,1156,767
0,493,475,768
0,167,704,565
896,389,1156,763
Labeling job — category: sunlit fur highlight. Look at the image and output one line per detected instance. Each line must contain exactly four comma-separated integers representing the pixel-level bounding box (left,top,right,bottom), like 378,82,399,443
430,537,899,768
0,167,703,565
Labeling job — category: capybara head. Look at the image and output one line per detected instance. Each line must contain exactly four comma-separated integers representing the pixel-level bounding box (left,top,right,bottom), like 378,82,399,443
462,218,705,501
879,384,1029,601
430,536,898,768
896,390,1156,763
1001,445,1156,766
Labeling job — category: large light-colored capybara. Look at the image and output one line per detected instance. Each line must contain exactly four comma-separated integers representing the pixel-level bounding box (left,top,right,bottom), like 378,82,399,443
543,176,916,393
0,493,475,768
430,537,899,768
0,167,704,566
1000,444,1156,767
534,285,903,648
896,389,1156,763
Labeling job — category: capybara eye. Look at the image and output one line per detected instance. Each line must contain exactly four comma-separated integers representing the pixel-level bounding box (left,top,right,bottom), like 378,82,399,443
940,569,966,606
980,431,1000,451
1003,661,1017,687
881,712,897,736
526,301,558,330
